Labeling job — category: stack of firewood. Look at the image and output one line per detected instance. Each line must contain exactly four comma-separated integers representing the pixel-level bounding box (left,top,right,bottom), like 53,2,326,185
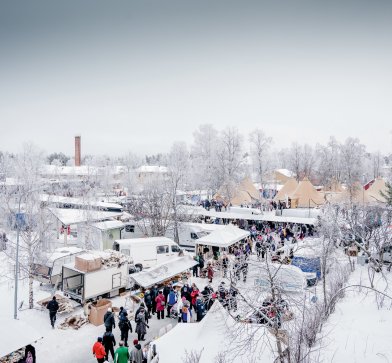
0,348,24,363
59,314,88,330
37,294,74,314
101,250,130,268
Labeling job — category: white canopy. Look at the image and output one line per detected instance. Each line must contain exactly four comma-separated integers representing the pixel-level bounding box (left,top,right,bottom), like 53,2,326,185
153,302,277,363
130,255,198,288
48,207,123,225
196,225,250,248
0,318,43,358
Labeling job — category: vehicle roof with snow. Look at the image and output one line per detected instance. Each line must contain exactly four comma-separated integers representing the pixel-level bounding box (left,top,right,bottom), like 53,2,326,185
114,237,175,245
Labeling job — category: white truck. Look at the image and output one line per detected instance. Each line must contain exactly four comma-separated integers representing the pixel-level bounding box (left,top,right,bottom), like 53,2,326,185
32,247,84,286
172,222,227,251
112,237,182,270
62,252,130,304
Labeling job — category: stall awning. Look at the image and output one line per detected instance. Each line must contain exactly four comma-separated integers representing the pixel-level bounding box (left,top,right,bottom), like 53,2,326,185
0,319,43,358
130,255,198,288
196,225,250,248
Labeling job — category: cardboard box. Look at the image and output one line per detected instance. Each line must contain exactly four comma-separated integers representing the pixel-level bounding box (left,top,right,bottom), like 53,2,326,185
88,299,112,326
75,254,102,272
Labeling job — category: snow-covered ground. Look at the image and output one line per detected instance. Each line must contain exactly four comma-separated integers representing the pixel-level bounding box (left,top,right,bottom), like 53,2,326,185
314,264,392,363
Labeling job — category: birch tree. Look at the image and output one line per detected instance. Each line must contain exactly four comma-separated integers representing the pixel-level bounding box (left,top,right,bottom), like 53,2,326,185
249,129,272,189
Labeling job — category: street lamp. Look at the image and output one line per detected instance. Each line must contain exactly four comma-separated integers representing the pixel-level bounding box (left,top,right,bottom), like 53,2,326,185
14,187,41,320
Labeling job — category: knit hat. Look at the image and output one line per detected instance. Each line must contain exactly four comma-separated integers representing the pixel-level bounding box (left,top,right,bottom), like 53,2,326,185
133,339,139,345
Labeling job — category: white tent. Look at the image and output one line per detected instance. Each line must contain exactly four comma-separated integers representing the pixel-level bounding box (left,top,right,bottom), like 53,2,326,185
153,302,278,363
130,255,198,288
196,225,250,248
0,318,43,358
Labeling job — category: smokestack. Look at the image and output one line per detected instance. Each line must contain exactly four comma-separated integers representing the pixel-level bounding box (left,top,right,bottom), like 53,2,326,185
75,135,81,166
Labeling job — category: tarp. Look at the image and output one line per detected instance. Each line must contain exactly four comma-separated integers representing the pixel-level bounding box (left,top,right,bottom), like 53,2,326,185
130,255,198,288
366,177,387,203
48,208,123,225
0,318,43,358
274,178,298,201
291,177,325,207
153,302,277,363
196,225,250,248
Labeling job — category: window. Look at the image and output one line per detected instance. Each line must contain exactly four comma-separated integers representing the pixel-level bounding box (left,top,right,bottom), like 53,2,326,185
171,245,180,253
125,225,135,233
157,245,169,254
191,232,199,240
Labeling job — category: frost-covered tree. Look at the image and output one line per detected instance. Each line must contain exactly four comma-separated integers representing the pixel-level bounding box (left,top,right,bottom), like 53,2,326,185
47,152,70,166
190,124,220,197
217,127,246,203
249,129,272,189
0,144,53,309
167,142,190,243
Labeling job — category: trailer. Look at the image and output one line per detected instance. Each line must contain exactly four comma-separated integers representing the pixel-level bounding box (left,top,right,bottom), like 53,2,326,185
62,261,129,304
32,247,84,286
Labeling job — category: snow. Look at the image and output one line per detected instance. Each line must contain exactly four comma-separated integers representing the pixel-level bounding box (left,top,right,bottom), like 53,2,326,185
196,225,250,248
314,265,392,363
0,318,43,357
136,165,168,173
91,220,124,231
130,255,198,288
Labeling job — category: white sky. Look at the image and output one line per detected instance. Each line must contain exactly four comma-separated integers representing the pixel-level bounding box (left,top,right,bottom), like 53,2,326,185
0,0,391,156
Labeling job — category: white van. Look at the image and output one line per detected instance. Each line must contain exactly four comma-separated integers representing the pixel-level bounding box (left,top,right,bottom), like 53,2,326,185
112,237,182,270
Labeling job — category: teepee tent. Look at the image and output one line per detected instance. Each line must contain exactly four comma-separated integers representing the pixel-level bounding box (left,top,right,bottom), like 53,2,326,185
366,177,387,203
291,177,325,208
217,178,260,206
274,178,298,202
331,182,370,204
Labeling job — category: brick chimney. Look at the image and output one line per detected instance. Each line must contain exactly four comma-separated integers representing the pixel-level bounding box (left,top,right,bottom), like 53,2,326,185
75,135,81,166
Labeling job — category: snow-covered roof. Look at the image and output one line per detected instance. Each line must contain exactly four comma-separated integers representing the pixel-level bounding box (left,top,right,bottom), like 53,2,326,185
153,302,277,362
48,207,123,225
276,168,295,177
135,165,168,173
46,247,84,263
41,164,102,176
91,220,124,231
40,194,123,211
0,318,43,358
196,225,250,248
130,255,198,288
187,206,317,225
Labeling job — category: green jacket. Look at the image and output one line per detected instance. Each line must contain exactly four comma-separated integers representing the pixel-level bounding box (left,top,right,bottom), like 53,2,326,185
114,346,129,363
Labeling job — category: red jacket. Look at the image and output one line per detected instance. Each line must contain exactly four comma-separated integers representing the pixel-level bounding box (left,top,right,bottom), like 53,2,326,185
191,289,199,306
155,293,166,311
92,342,106,359
207,266,214,279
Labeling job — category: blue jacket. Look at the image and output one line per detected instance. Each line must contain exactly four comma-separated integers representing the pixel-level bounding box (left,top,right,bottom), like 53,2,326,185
168,291,177,305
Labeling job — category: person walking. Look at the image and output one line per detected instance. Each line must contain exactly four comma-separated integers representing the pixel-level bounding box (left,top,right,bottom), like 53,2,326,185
46,296,59,329
114,341,129,363
92,337,106,363
129,339,143,363
155,290,165,320
104,308,116,332
102,327,116,361
207,263,214,283
135,307,149,341
118,311,133,347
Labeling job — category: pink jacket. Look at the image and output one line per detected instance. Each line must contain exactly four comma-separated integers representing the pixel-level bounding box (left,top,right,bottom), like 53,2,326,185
155,293,166,311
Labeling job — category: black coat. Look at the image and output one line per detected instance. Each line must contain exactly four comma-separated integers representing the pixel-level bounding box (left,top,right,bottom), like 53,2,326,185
104,312,115,329
102,331,116,348
47,300,59,314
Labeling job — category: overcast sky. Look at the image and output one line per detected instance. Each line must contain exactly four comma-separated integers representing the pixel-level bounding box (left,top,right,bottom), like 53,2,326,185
0,0,391,157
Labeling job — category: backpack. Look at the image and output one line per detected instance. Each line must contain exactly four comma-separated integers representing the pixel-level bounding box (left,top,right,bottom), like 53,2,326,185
118,320,125,330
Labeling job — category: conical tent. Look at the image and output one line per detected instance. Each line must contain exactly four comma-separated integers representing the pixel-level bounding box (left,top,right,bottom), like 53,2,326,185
324,179,344,193
274,178,298,201
291,177,325,207
332,182,370,204
366,177,387,203
238,177,260,200
217,178,260,206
